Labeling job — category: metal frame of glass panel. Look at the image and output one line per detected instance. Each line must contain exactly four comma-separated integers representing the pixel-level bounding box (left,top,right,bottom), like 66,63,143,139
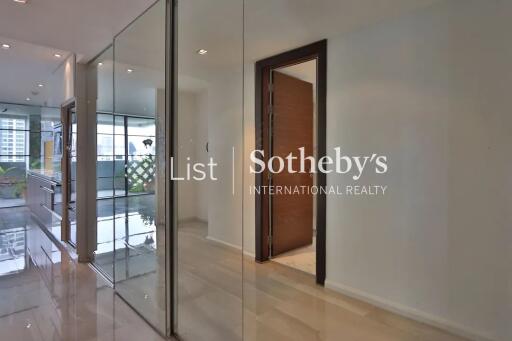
87,0,174,336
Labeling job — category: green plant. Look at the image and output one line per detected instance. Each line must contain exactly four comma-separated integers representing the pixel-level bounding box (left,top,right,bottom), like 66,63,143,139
0,166,15,177
14,181,26,198
30,159,42,170
139,210,155,227
129,181,145,193
0,166,18,199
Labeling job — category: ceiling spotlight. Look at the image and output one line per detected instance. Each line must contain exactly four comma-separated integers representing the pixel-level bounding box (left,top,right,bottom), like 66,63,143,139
98,62,103,66
1,43,11,50
127,68,133,73
196,49,208,55
26,97,31,101
37,83,44,88
13,0,28,3
54,53,62,58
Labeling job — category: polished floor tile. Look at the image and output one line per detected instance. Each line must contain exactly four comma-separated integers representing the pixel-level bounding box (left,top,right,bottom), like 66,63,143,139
272,238,316,275
0,208,169,341
0,207,472,341
178,220,468,341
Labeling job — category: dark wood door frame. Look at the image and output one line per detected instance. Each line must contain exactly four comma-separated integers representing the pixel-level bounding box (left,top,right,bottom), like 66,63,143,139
255,39,327,285
60,98,75,243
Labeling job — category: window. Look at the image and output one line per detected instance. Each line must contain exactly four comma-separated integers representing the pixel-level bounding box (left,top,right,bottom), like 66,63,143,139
0,105,60,208
96,113,156,199
0,117,26,163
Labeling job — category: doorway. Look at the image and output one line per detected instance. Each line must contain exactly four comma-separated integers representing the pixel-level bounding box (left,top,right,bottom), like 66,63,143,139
255,40,327,285
60,99,77,246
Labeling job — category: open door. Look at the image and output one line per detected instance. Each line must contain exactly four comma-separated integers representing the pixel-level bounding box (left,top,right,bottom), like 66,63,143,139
255,40,327,284
61,100,76,246
270,71,314,256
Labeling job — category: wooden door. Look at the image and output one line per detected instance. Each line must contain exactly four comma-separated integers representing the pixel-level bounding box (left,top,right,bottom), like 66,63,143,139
271,71,314,256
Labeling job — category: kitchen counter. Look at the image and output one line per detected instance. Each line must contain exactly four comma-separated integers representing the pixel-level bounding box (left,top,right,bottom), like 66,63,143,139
27,170,63,240
27,169,62,183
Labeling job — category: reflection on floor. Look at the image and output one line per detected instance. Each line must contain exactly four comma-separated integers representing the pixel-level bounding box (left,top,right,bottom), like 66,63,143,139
178,220,243,340
0,207,29,275
93,195,158,281
180,220,468,341
1,208,473,341
93,194,165,330
0,207,167,341
0,197,24,209
272,238,315,275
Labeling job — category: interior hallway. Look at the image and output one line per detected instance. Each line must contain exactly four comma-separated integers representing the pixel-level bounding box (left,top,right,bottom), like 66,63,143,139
0,207,167,341
178,220,469,341
0,208,474,341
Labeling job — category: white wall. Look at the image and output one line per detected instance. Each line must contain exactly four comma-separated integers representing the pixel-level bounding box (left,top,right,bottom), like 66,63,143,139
177,91,197,220
243,0,511,340
206,71,244,248
176,89,214,223
46,54,75,107
195,90,209,221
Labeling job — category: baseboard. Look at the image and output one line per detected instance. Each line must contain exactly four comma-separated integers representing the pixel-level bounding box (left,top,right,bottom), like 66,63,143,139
205,235,255,258
242,250,256,258
178,217,207,225
324,279,494,341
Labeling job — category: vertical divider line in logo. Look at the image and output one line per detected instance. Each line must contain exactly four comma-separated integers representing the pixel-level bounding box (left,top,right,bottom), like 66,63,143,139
232,146,235,195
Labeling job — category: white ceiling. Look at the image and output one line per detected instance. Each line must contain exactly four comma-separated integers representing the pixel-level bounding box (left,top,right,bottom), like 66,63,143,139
0,36,71,106
0,0,444,105
0,0,156,107
0,0,157,62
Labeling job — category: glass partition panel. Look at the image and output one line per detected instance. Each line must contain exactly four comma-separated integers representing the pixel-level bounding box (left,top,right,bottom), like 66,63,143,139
113,0,168,334
92,46,115,279
175,0,243,340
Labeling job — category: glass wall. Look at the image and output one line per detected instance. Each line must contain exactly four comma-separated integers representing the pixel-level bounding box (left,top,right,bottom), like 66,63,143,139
91,46,115,280
175,0,244,340
113,0,168,334
89,1,246,337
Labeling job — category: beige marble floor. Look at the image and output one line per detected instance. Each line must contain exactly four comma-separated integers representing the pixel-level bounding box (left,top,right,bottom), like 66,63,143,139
179,220,469,341
272,239,316,275
0,211,472,341
0,209,168,341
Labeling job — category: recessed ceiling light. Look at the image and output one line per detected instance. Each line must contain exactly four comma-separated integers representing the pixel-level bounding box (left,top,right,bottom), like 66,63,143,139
54,53,62,58
197,49,208,55
98,62,103,66
13,0,28,4
37,83,44,88
26,97,31,101
1,43,11,50
127,68,133,73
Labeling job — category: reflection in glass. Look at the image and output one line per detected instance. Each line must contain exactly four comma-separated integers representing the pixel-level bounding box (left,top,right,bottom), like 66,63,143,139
176,0,243,339
0,104,60,208
113,0,167,333
0,208,29,276
92,45,115,279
